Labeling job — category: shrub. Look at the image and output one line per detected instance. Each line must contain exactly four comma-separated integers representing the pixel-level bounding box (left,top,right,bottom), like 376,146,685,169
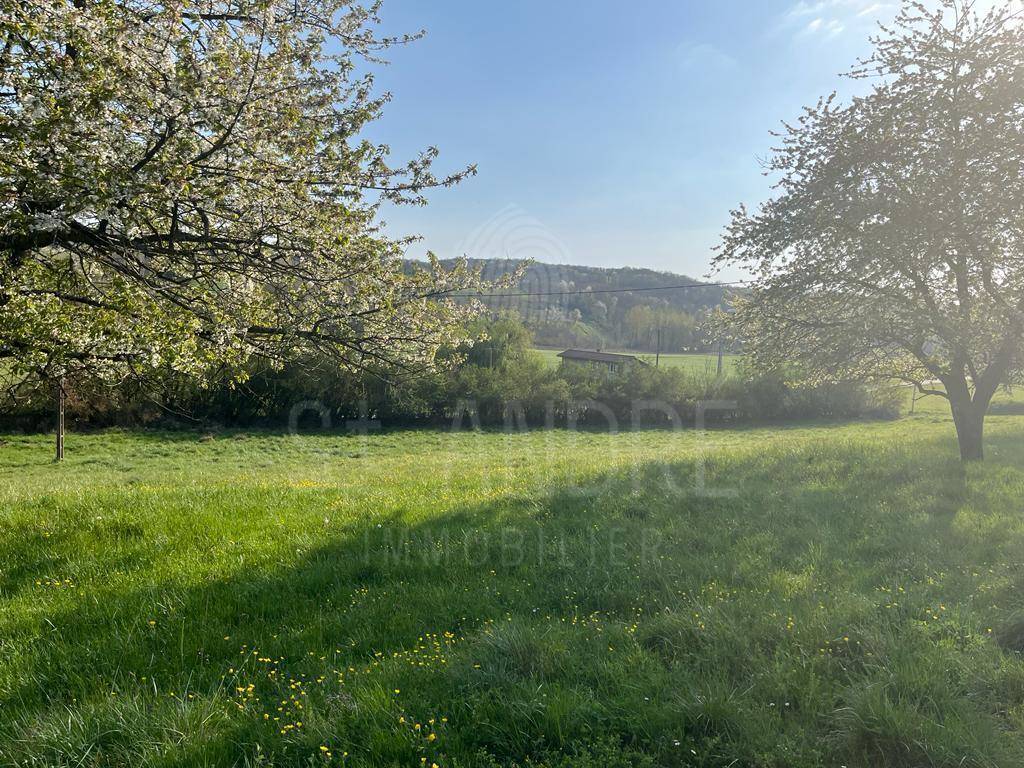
0,316,901,430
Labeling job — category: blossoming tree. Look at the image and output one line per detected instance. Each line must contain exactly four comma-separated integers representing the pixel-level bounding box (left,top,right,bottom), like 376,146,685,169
0,0,489,450
714,0,1024,461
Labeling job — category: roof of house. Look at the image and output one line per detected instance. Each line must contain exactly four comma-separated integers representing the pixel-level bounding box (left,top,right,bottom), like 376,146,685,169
557,349,645,364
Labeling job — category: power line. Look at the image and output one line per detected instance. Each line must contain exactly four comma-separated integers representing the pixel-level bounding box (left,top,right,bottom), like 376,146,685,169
446,280,748,299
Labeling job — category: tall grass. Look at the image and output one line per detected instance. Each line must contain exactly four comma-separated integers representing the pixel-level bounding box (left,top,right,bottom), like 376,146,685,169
1,405,1023,766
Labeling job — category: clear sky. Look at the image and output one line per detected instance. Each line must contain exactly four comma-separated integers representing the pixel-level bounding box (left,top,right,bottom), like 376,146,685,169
363,1,913,280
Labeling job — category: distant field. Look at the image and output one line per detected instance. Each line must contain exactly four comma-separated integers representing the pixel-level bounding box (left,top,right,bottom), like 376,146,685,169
533,347,740,374
3,398,1024,765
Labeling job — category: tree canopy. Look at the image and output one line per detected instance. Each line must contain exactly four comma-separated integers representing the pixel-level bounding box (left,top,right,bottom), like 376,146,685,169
714,0,1024,460
0,0,487,398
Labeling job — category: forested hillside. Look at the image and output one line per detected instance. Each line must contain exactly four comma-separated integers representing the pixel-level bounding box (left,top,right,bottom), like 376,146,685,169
430,259,733,352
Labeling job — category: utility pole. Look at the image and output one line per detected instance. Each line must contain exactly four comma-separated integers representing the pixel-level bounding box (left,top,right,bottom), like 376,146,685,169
55,377,65,462
716,339,724,377
655,327,661,368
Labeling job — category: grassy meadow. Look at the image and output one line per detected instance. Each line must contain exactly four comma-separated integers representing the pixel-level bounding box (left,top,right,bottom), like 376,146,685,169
3,396,1024,766
532,348,740,375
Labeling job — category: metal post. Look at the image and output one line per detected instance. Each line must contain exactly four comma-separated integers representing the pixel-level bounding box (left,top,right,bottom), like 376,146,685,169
55,377,65,462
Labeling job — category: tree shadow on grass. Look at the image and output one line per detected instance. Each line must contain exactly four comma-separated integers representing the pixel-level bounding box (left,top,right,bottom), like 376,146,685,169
2,426,1024,766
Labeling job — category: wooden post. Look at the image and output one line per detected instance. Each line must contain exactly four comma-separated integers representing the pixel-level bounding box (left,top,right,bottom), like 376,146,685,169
55,378,65,462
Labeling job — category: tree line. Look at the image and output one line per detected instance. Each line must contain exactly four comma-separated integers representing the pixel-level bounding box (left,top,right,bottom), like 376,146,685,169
442,259,729,353
0,315,899,431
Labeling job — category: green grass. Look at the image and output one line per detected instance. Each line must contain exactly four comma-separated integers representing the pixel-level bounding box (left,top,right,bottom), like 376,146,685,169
3,402,1024,766
533,347,740,374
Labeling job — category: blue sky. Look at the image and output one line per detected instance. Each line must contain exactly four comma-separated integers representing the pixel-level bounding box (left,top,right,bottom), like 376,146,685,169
365,0,909,279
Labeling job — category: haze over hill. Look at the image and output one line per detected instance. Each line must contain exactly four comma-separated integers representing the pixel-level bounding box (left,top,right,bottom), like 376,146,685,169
432,259,735,353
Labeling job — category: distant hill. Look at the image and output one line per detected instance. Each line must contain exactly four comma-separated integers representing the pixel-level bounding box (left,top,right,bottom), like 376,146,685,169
427,259,734,353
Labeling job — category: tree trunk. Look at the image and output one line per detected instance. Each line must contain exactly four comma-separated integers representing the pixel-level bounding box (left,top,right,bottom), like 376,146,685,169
55,378,65,463
951,399,986,462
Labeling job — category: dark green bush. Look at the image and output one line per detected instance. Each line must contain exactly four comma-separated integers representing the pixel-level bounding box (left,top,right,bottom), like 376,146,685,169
0,316,899,430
